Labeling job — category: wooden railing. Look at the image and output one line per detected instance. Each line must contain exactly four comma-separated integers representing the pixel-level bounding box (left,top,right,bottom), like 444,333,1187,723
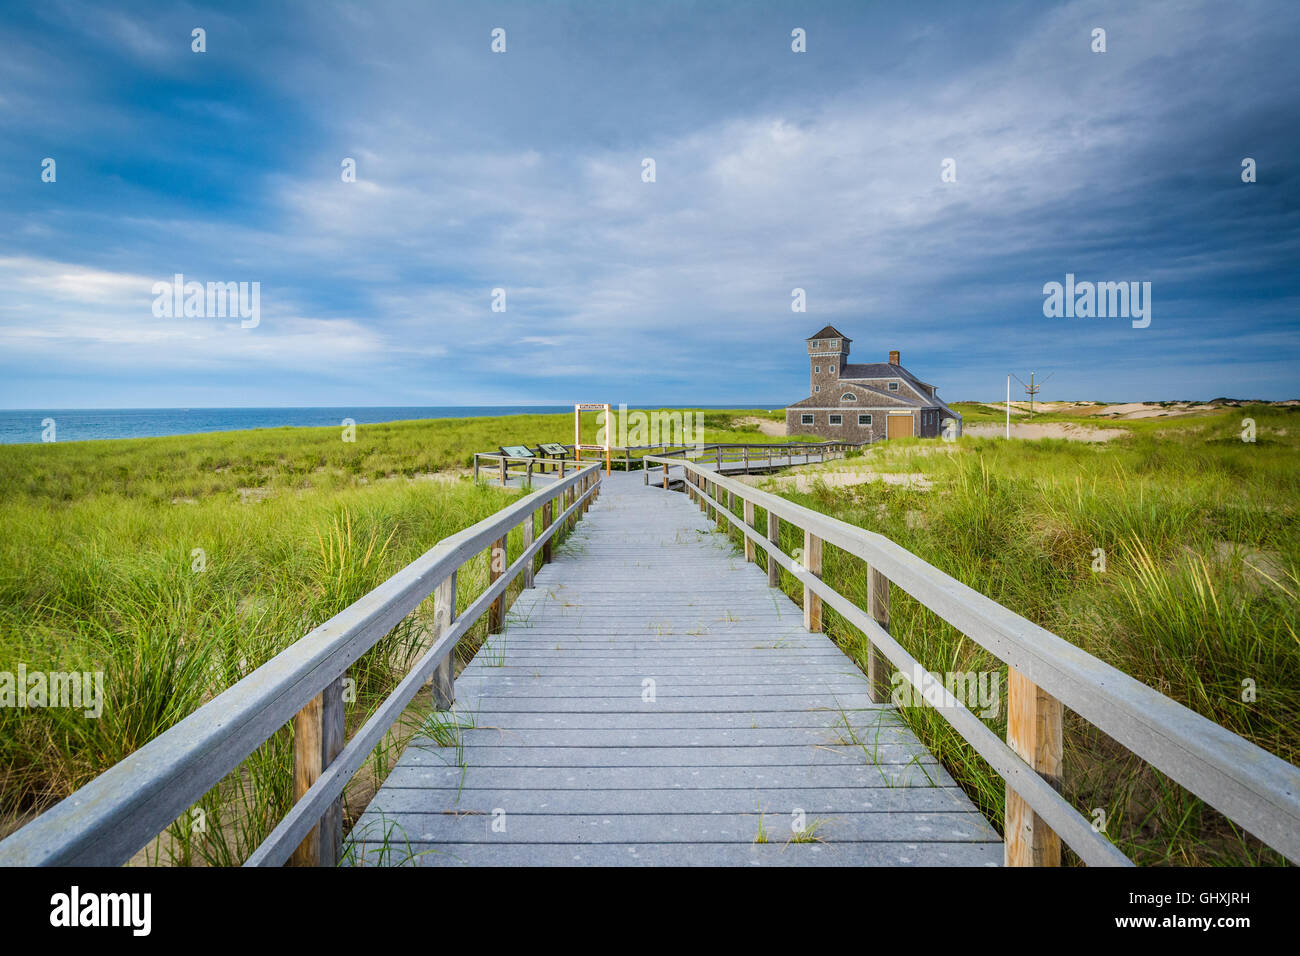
474,442,861,482
639,441,862,484
0,463,604,867
645,453,1300,867
473,453,576,485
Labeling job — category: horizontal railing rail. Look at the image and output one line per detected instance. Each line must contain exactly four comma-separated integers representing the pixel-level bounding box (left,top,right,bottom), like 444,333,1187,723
0,462,604,867
645,453,1300,867
476,441,865,479
473,453,576,484
641,441,863,486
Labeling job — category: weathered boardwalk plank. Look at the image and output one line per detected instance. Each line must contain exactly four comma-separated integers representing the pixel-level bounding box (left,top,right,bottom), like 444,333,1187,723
348,471,1001,866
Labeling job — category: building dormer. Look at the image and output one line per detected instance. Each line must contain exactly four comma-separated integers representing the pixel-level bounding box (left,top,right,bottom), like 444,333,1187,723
807,325,851,394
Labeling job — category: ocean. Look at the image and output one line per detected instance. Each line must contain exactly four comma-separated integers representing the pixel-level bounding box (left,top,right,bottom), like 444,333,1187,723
0,405,780,445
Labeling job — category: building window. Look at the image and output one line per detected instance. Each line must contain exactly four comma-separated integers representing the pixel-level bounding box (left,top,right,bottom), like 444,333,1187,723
841,392,857,401
830,365,836,374
801,413,814,425
811,340,820,349
814,365,821,373
829,340,837,349
859,414,872,426
829,414,842,426
814,385,820,392
888,382,899,391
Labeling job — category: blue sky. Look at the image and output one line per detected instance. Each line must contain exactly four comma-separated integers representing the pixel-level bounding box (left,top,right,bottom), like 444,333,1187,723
1,0,1297,407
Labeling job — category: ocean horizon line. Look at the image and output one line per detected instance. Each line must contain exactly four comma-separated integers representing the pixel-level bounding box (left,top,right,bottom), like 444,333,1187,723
0,404,787,446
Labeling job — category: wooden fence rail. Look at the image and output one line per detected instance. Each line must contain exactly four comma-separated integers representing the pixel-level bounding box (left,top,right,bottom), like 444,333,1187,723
0,463,604,867
646,453,1300,867
640,441,862,485
473,453,575,486
476,442,865,483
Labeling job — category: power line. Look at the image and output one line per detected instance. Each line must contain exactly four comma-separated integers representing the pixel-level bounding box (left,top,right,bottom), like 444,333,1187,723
1011,371,1053,418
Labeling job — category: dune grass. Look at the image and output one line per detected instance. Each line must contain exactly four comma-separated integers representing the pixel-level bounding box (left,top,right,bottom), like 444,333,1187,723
0,474,542,859
729,404,1300,864
0,408,792,504
0,407,801,863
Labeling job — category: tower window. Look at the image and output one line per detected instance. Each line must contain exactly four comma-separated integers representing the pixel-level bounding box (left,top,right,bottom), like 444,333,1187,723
829,340,837,349
814,385,820,392
814,365,821,373
811,340,820,349
830,365,836,374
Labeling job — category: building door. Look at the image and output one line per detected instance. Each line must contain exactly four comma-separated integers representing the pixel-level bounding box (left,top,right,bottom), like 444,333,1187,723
887,414,914,439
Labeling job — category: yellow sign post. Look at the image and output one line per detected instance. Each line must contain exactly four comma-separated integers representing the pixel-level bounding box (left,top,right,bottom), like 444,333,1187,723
574,403,611,475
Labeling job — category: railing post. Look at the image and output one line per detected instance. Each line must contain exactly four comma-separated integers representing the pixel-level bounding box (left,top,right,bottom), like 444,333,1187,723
1006,669,1064,867
432,571,457,709
290,695,322,866
767,512,780,586
802,529,823,632
291,675,344,867
488,537,506,633
743,500,755,562
526,461,534,487
662,463,668,490
542,499,554,564
319,676,344,867
866,567,892,703
522,512,535,588
499,457,506,487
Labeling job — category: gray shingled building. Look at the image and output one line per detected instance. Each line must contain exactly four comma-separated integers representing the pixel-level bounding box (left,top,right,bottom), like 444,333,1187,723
785,326,962,442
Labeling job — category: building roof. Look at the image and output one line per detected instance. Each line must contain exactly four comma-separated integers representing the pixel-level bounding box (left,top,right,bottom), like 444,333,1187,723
841,362,904,379
787,387,921,410
806,325,851,342
842,363,936,392
842,363,960,418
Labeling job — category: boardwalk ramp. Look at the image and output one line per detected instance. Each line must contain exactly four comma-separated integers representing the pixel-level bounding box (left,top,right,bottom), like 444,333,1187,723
349,471,1002,866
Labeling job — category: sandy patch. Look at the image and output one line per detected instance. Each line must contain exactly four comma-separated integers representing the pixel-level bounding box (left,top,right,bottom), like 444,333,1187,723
1078,402,1217,420
733,416,787,437
964,423,1124,442
412,470,472,483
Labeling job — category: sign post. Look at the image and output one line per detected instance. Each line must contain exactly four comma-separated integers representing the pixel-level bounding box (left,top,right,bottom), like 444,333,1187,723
574,403,611,475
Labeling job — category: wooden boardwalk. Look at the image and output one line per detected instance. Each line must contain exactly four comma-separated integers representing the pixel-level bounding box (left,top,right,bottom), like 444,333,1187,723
349,470,1001,866
489,452,837,488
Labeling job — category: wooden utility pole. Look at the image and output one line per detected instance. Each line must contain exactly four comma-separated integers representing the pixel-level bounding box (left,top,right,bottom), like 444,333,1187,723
1012,371,1053,418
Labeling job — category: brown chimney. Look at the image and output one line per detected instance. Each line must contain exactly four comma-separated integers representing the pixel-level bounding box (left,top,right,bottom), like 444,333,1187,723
889,350,900,365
